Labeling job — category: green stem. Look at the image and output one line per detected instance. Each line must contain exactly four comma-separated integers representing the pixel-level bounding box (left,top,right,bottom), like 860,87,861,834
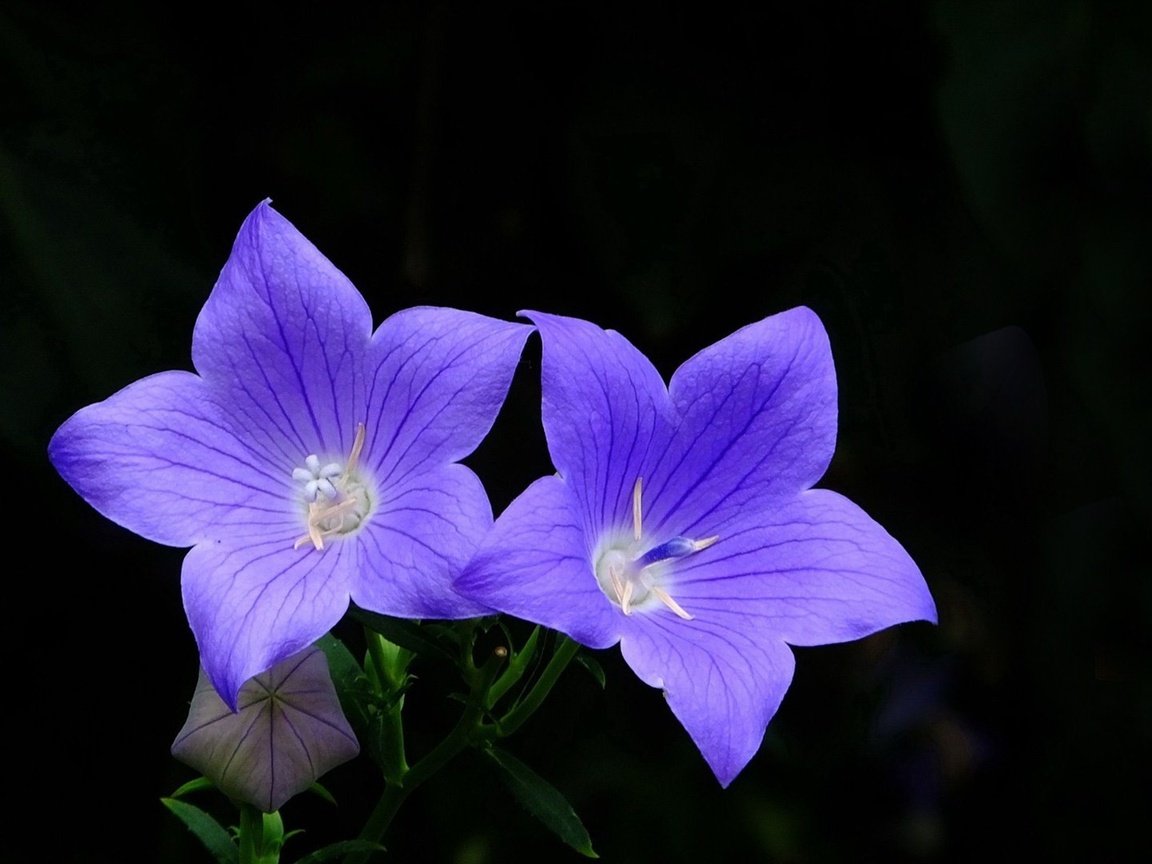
364,628,410,783
496,636,581,737
238,805,283,864
344,651,505,864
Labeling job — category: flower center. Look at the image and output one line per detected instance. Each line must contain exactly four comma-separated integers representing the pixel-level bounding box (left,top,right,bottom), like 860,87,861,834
292,423,373,551
592,478,717,620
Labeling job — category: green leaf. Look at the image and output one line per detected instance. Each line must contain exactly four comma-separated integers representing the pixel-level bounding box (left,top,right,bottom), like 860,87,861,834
574,653,607,690
314,634,363,691
169,776,216,799
289,839,386,864
314,633,390,770
482,748,597,858
307,781,337,806
348,606,457,665
160,798,239,864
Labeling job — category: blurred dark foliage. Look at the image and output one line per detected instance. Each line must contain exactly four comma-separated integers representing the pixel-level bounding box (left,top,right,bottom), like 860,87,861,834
3,1,1147,861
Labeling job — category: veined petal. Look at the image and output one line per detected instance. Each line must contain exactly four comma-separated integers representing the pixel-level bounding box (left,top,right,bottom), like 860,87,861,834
522,310,675,540
620,616,796,787
191,201,371,463
363,308,531,486
672,489,937,645
48,370,292,546
171,647,359,812
645,306,837,539
182,530,356,708
352,463,495,619
456,475,622,649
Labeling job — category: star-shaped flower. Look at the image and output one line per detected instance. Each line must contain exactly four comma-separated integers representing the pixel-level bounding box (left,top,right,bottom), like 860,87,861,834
49,201,530,706
172,646,359,812
456,309,936,786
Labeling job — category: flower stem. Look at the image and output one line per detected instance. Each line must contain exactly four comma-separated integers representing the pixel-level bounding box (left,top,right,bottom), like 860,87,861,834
364,628,410,783
343,649,505,864
238,805,284,864
496,635,581,737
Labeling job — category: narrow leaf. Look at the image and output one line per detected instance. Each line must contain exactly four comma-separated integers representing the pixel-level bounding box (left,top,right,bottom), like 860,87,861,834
160,798,239,864
169,776,216,799
574,653,607,690
482,748,597,858
314,633,362,692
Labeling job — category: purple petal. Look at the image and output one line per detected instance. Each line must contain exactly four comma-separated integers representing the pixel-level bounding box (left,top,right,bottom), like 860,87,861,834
619,616,796,787
363,307,531,488
522,310,675,539
644,306,837,539
352,463,494,619
172,646,359,812
182,532,356,707
48,370,293,547
192,201,372,463
671,489,937,645
456,475,622,648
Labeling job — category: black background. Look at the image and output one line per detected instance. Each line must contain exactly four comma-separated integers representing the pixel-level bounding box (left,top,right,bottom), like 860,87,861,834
4,2,1147,862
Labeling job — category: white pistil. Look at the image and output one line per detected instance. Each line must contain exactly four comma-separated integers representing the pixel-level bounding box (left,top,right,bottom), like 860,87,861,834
691,536,719,552
293,424,370,551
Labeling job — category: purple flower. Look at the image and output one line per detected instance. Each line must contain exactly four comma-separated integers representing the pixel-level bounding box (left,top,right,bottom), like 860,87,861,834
456,309,936,786
49,201,530,706
172,646,359,812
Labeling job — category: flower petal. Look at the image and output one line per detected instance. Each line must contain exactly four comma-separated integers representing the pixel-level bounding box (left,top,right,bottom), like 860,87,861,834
522,310,675,540
48,370,292,546
620,616,796,787
172,647,359,812
192,201,372,463
645,306,837,539
456,475,622,648
352,463,495,619
363,307,531,487
671,488,937,645
182,531,356,707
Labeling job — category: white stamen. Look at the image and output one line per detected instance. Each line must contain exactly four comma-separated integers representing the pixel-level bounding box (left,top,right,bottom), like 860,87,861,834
651,586,693,620
620,578,634,615
632,476,643,541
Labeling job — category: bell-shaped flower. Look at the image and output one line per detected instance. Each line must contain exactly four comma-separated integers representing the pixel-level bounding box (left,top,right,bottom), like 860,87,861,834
49,201,531,705
172,646,359,812
456,309,936,786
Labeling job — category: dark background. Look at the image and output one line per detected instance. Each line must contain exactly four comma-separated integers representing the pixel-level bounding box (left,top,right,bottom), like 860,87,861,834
4,2,1147,862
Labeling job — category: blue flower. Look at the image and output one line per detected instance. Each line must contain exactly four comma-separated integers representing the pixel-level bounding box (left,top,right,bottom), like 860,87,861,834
49,201,530,706
456,309,936,785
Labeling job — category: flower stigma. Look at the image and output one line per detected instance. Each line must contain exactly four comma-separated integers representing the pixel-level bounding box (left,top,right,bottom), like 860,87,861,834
292,423,373,551
593,477,717,620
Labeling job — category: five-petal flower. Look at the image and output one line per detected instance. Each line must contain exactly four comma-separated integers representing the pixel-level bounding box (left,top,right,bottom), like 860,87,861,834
49,201,530,706
456,308,937,786
172,646,359,812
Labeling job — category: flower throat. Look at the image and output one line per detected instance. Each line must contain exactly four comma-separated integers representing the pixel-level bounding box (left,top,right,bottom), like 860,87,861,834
292,423,372,551
593,478,717,619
